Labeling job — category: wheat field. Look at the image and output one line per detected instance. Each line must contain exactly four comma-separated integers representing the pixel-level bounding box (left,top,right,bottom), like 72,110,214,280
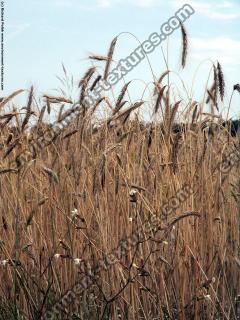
0,33,239,320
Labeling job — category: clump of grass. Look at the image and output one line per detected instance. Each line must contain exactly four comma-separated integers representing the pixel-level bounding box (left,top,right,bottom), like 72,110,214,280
0,31,238,320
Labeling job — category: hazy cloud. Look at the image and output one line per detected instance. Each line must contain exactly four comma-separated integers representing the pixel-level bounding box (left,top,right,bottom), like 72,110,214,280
7,23,31,41
172,0,240,20
192,37,240,66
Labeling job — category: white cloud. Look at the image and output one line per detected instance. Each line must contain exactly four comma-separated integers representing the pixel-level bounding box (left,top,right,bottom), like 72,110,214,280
97,0,112,7
33,0,240,15
217,1,234,8
52,0,73,7
33,0,96,10
192,37,240,52
136,0,161,7
172,0,240,20
33,0,75,7
96,0,164,8
7,23,31,41
206,12,239,20
191,37,240,66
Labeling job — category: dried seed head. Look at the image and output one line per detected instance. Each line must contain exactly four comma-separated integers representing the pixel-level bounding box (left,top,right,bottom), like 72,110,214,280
104,37,118,80
217,62,225,101
22,86,33,132
233,84,240,93
90,75,102,91
180,23,188,68
154,85,167,114
114,81,131,115
153,70,170,96
89,55,108,61
79,67,96,88
42,167,59,184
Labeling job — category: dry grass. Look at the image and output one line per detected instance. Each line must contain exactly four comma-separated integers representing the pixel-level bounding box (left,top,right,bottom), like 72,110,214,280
0,37,239,320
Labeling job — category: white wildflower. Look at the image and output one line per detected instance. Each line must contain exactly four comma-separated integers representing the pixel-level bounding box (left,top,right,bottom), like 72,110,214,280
73,258,82,265
71,208,78,217
204,294,212,302
54,253,61,259
71,209,79,222
129,189,137,196
109,120,115,128
129,217,133,222
92,123,101,131
0,260,8,266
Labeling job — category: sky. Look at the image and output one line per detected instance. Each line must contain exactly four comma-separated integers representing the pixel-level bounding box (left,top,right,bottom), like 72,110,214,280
5,0,240,119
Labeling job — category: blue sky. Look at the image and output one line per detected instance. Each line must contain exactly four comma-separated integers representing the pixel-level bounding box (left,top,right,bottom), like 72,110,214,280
5,0,240,118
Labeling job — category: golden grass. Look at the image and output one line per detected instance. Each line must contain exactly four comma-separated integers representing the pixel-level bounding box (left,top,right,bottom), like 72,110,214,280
0,38,239,320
